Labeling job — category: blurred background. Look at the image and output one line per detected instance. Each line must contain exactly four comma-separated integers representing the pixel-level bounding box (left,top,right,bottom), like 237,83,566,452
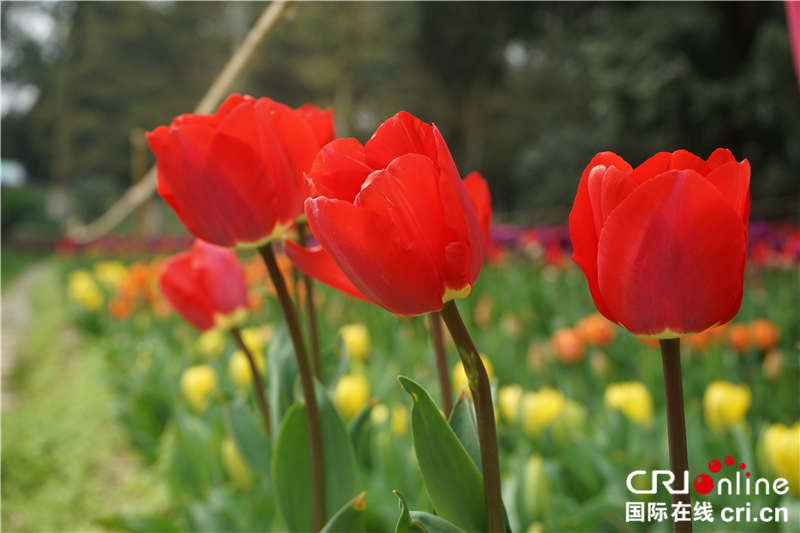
1,1,798,244
1,2,799,533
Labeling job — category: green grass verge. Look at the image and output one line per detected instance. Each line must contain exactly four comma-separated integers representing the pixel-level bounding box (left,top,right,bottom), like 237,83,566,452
1,248,49,288
1,265,169,532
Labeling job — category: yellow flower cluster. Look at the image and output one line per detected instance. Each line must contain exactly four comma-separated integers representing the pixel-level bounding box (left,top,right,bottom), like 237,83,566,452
604,382,654,426
93,261,128,289
67,269,104,311
703,381,751,431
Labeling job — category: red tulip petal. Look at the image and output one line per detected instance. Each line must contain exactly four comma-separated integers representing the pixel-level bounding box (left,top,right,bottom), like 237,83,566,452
433,125,483,285
216,99,304,226
146,125,170,157
631,150,711,184
587,165,639,237
463,171,492,250
364,111,439,171
305,197,443,315
597,170,746,336
283,239,370,302
265,99,324,196
668,149,711,176
706,148,737,170
569,152,633,324
296,104,336,146
157,124,276,247
159,252,216,330
193,240,248,314
307,138,373,203
704,160,751,222
356,153,461,289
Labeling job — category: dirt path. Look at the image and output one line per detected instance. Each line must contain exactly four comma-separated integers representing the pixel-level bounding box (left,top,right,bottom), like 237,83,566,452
1,260,53,412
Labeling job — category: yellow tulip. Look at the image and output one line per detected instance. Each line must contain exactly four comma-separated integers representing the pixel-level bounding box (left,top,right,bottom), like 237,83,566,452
339,324,371,360
452,355,494,397
228,350,265,388
370,403,389,426
498,384,523,425
180,365,218,413
93,261,128,289
220,437,254,492
521,388,565,439
524,454,550,519
604,382,654,426
763,422,800,495
333,374,370,420
703,381,751,431
196,330,225,360
67,269,104,311
241,325,273,354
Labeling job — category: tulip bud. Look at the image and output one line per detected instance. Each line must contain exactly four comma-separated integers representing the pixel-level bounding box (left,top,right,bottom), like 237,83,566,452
604,382,654,427
589,350,609,378
452,355,494,397
196,330,225,360
339,324,371,361
333,374,370,421
749,318,780,351
370,403,389,426
762,349,784,381
241,326,272,354
473,292,494,329
551,327,586,364
576,313,617,347
228,349,266,388
521,388,565,439
498,384,523,425
221,437,255,492
728,323,749,353
762,421,800,495
524,454,550,520
703,381,751,431
391,403,409,437
180,365,218,413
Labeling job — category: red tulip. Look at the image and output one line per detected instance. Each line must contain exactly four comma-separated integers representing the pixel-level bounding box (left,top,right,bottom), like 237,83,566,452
147,94,335,248
159,239,249,331
570,149,750,338
300,111,484,316
463,171,492,251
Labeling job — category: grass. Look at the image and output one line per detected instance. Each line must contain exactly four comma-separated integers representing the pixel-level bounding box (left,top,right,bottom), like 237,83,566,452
0,264,169,532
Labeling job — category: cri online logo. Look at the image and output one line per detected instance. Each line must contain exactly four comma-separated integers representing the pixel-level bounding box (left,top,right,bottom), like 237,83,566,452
627,455,791,496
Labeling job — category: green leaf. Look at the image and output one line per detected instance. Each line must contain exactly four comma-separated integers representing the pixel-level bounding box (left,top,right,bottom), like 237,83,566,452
398,376,486,533
271,381,358,532
267,325,297,438
223,400,271,476
320,492,367,533
348,396,376,451
394,490,466,533
448,393,482,474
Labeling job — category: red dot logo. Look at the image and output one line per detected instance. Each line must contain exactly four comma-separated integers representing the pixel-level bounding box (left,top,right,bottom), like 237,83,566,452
694,474,714,495
709,459,721,473
725,456,734,466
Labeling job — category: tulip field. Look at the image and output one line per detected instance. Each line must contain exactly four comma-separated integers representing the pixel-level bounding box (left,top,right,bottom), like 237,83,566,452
2,221,797,533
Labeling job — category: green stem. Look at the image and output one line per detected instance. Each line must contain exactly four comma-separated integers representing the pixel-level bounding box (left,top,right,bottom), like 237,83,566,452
429,312,454,419
440,300,505,533
296,222,322,378
659,338,692,533
259,243,326,532
231,327,271,440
